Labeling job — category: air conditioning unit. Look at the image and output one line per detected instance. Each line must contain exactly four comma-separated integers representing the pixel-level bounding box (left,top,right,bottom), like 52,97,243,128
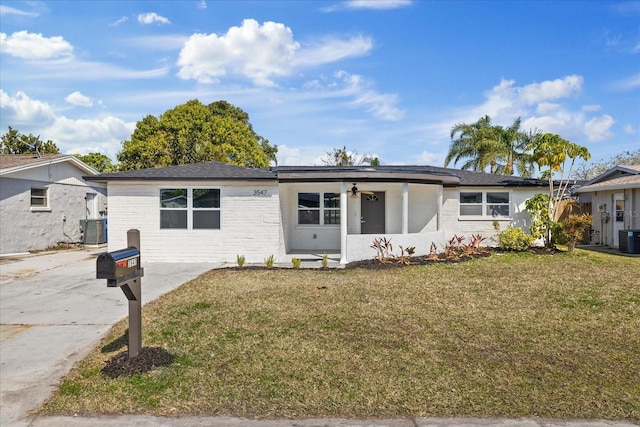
619,230,640,254
80,219,107,245
598,203,606,212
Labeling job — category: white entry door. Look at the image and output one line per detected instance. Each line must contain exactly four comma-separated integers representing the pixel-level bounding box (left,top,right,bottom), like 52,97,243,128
613,194,625,247
86,193,97,219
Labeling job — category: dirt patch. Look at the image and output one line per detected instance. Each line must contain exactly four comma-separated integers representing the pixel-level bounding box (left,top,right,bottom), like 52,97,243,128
101,347,175,378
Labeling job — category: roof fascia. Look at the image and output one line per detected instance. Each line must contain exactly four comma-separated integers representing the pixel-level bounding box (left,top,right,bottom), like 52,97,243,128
0,155,98,176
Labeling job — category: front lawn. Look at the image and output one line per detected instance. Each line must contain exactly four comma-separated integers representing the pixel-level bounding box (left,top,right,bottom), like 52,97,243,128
40,249,640,421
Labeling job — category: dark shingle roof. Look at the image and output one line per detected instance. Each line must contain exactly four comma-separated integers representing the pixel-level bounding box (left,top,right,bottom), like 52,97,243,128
86,161,276,182
86,162,547,187
277,165,546,187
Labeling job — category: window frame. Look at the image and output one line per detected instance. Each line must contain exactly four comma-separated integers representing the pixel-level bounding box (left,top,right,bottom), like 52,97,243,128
30,187,50,211
297,191,341,226
459,190,511,219
159,187,221,230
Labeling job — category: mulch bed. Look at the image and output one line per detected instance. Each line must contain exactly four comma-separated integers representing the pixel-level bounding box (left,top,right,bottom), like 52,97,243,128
101,347,175,379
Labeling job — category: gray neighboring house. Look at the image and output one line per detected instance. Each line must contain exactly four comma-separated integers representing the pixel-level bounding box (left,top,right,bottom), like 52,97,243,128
87,161,547,264
575,165,640,248
0,154,107,255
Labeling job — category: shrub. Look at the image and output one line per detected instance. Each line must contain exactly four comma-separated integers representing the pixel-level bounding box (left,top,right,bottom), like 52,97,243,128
321,252,329,268
291,258,302,269
236,255,245,268
265,255,275,268
497,226,534,251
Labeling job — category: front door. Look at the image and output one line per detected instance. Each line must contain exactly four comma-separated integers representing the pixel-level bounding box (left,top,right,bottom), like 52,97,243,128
361,192,385,234
613,194,625,247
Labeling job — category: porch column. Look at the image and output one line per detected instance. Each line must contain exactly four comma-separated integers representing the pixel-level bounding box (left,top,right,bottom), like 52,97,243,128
437,185,443,230
340,181,348,264
402,182,409,234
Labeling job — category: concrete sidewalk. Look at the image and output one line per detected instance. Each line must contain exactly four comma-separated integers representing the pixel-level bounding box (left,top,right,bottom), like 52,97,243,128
1,250,637,427
0,248,219,427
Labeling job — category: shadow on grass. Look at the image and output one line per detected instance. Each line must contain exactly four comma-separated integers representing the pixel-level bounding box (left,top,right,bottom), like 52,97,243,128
101,347,176,379
101,330,128,353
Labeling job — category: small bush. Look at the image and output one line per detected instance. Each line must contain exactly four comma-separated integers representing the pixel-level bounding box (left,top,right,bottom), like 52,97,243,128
291,258,302,269
321,252,329,268
236,255,245,267
265,255,275,268
497,226,534,251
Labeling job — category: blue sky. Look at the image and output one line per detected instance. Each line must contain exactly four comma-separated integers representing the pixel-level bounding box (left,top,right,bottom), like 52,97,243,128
1,0,638,170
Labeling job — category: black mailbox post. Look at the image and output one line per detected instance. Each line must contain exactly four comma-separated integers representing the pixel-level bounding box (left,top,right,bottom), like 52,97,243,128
96,229,144,359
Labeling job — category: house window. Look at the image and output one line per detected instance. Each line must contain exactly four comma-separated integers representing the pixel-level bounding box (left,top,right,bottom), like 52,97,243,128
298,192,340,225
460,191,510,218
30,187,48,208
160,188,220,229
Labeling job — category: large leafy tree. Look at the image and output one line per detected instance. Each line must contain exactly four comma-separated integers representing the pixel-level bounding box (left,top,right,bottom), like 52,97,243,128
574,149,640,180
445,116,533,176
74,153,117,173
1,127,60,155
117,100,277,170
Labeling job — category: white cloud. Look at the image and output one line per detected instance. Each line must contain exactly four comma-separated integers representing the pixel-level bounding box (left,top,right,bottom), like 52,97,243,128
518,75,583,104
0,5,38,17
0,30,73,60
177,19,299,86
611,73,640,91
414,150,443,166
435,75,617,147
293,35,372,68
65,91,93,107
0,90,56,126
0,90,133,160
623,124,636,135
137,12,171,25
582,104,601,112
276,144,325,166
584,114,615,141
110,16,128,26
324,0,412,11
197,0,207,10
177,19,373,87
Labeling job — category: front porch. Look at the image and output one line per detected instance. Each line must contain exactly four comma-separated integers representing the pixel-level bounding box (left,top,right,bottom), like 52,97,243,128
277,167,461,264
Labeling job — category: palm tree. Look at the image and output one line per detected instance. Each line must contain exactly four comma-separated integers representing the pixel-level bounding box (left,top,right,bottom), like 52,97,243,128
445,115,533,176
446,115,502,173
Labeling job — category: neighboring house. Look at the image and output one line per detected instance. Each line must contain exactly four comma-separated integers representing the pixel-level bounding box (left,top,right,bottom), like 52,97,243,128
0,154,107,255
574,165,640,248
87,161,547,264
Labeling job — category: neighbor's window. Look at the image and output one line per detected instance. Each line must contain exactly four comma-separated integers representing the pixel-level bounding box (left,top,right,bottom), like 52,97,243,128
298,192,340,225
30,187,48,208
459,191,510,218
160,188,220,229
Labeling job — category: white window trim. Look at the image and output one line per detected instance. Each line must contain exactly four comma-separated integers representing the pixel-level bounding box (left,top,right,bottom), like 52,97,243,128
159,187,221,230
297,191,341,227
458,190,511,220
30,187,51,211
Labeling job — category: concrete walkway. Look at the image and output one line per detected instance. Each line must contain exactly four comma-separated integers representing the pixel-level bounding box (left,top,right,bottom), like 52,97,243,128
1,249,636,427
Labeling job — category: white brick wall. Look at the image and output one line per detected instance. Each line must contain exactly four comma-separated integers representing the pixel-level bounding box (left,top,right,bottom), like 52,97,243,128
106,181,283,263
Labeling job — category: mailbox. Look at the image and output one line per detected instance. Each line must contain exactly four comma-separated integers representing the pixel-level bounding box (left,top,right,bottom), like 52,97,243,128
96,247,143,287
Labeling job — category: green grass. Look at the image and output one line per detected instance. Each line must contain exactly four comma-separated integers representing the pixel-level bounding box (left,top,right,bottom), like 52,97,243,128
39,249,640,421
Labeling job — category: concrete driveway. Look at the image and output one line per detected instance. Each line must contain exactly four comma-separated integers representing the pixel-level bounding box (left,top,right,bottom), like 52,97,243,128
0,248,218,426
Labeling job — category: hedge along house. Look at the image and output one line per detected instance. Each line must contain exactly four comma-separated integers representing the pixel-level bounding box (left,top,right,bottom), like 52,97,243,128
574,165,640,248
86,161,547,264
0,154,107,255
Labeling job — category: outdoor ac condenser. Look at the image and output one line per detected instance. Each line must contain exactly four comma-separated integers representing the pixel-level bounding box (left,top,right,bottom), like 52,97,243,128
619,230,640,254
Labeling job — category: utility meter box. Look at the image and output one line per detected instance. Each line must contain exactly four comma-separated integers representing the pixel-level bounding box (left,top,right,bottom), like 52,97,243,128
96,247,143,286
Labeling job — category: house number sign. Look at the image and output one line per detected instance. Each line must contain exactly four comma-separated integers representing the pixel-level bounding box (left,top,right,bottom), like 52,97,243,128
254,189,268,196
